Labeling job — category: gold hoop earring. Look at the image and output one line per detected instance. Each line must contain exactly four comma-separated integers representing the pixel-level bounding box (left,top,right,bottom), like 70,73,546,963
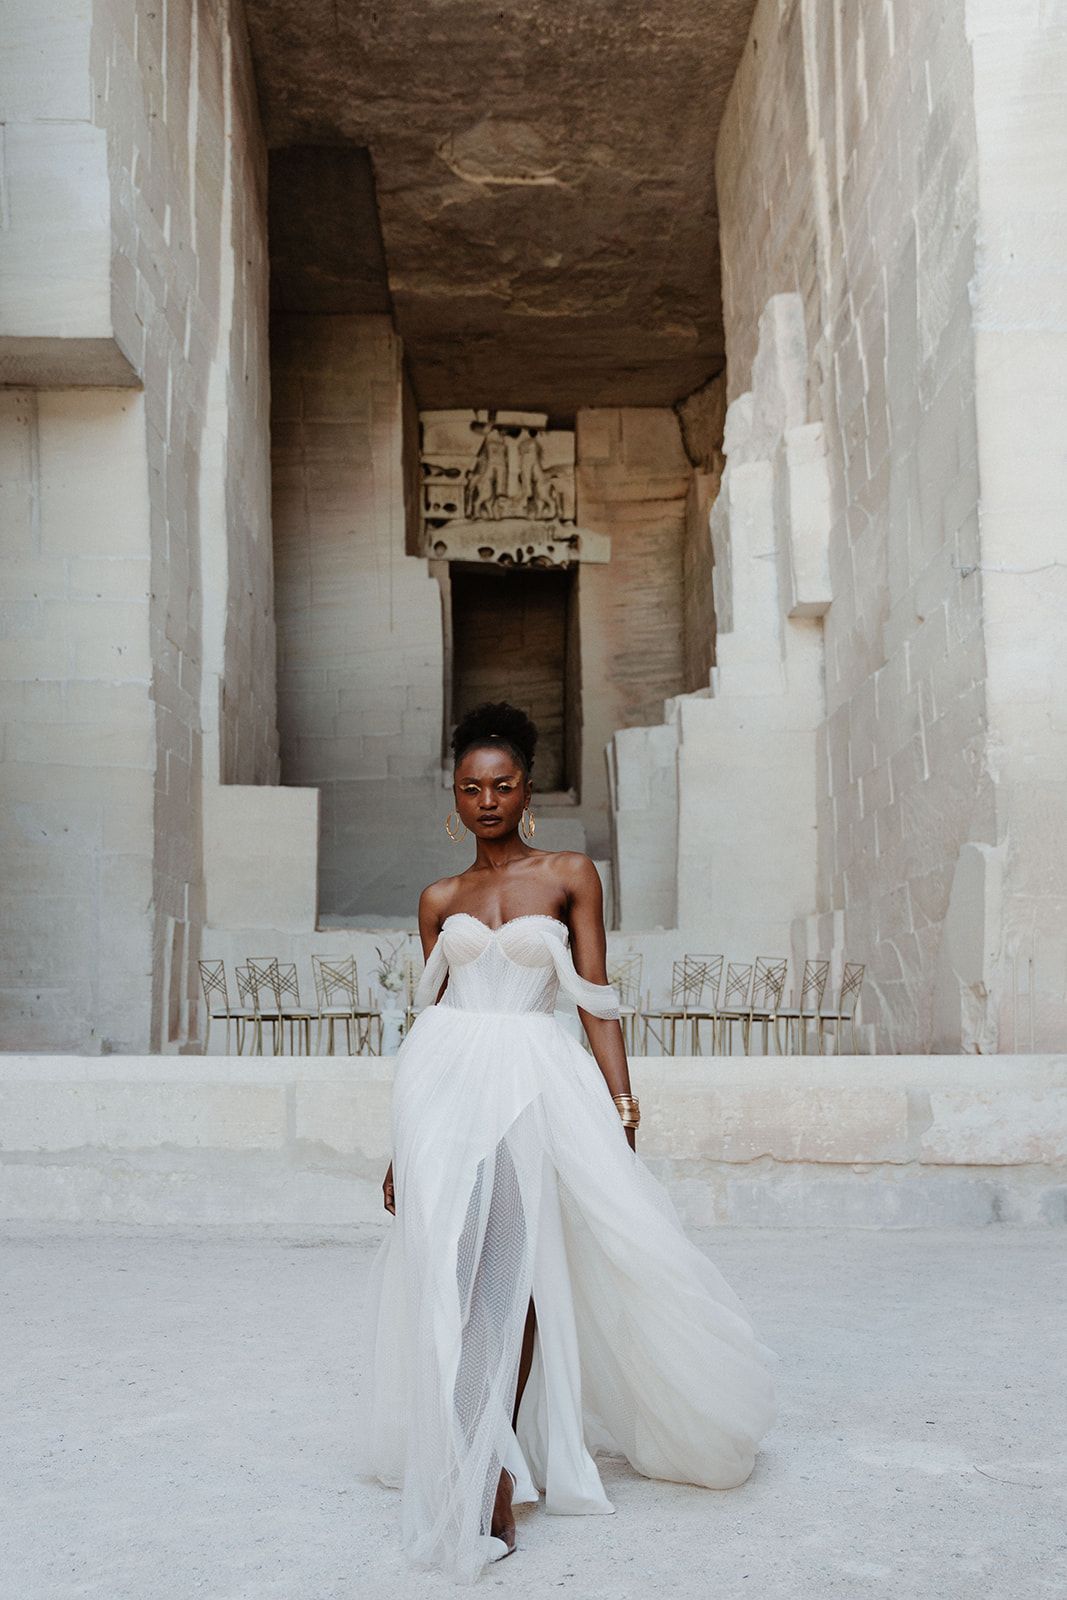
521,807,535,840
445,810,467,842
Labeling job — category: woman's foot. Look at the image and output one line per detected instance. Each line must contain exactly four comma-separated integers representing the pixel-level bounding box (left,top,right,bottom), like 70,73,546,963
489,1467,516,1558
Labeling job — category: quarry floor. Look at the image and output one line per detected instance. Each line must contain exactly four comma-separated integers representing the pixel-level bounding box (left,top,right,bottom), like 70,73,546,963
3,1224,1066,1600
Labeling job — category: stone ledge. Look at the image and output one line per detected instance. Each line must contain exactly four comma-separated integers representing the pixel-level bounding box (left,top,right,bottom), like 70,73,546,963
0,336,141,388
1,1055,1064,1227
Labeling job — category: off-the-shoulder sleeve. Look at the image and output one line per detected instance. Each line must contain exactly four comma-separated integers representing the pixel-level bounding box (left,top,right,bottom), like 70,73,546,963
414,940,449,1009
546,939,620,1020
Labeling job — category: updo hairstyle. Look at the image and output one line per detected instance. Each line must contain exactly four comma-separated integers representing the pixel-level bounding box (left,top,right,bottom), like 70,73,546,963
451,701,538,779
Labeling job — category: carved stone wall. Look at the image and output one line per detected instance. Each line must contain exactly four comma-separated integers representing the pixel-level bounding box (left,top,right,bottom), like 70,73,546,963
419,409,609,568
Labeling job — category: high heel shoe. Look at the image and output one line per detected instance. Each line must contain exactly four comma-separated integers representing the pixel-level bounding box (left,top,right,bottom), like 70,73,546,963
488,1468,517,1561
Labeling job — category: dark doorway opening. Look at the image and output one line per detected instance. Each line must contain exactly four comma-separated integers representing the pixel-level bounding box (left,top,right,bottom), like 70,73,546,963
450,564,579,794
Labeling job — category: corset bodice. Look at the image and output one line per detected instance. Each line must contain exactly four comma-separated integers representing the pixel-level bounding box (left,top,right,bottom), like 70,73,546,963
415,914,620,1020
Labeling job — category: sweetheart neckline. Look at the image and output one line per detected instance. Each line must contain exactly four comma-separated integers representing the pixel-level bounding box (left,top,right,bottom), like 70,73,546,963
441,911,569,936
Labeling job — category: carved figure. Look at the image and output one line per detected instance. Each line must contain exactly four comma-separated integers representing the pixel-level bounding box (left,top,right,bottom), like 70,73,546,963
466,427,509,520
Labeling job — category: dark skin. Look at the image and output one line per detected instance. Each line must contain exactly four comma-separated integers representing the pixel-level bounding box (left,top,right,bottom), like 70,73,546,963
382,741,637,1550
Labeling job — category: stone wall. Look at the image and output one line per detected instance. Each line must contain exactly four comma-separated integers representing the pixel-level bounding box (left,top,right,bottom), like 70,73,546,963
0,0,278,1051
715,0,988,1050
271,315,449,919
965,1,1067,1052
4,1052,1065,1228
576,409,692,858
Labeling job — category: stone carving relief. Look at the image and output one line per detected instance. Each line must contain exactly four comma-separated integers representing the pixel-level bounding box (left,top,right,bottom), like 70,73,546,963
420,409,608,566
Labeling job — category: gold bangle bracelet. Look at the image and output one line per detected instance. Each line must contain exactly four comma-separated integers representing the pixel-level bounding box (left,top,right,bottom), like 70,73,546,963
612,1093,640,1129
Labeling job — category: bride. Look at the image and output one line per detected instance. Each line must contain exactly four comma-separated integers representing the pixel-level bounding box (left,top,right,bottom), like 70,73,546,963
365,702,776,1582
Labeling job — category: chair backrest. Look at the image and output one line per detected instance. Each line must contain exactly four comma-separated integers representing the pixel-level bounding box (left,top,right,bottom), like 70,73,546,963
198,959,227,1006
276,962,301,1005
722,962,753,1010
312,954,358,1009
751,956,788,1011
403,955,424,1006
670,955,723,1009
607,954,643,1006
798,958,830,1011
245,957,281,1010
837,962,865,1016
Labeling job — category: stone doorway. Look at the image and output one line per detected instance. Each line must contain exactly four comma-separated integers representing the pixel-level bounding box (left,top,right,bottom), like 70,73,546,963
450,564,579,795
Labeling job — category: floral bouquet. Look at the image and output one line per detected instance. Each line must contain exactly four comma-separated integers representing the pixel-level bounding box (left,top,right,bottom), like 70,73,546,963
375,937,407,1001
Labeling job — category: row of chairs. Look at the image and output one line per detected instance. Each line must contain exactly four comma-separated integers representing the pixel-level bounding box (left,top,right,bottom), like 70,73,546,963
201,951,863,1057
198,956,423,1055
608,954,865,1055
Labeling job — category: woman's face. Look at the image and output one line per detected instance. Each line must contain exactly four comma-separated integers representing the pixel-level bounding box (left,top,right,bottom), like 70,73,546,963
453,745,531,840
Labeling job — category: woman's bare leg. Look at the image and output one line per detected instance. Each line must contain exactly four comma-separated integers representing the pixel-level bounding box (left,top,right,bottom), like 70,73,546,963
512,1299,537,1427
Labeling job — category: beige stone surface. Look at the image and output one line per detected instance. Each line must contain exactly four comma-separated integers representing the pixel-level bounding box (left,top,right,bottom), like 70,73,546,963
203,785,319,933
3,1053,1066,1227
0,1,280,1057
921,1089,1067,1167
0,1082,287,1153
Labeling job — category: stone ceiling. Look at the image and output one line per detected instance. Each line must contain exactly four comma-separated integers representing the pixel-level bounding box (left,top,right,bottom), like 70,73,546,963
245,0,756,413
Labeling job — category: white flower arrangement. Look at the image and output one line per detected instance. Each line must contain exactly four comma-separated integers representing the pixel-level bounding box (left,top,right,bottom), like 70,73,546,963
375,937,407,998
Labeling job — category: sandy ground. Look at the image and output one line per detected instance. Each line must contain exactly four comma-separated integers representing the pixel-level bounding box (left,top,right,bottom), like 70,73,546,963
3,1223,1066,1599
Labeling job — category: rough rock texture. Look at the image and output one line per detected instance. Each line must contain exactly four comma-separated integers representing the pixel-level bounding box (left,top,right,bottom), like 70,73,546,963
245,0,757,410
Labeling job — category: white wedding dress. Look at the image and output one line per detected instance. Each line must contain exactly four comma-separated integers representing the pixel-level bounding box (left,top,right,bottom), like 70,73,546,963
364,913,777,1583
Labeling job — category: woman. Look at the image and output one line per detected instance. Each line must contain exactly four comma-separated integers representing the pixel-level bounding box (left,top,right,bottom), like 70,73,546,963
366,703,776,1582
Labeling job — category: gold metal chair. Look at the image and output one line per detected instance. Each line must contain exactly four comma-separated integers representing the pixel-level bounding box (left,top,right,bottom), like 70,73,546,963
819,962,866,1053
776,959,830,1054
276,962,314,1055
312,955,357,1055
745,956,789,1055
716,962,753,1054
606,954,643,1053
237,959,283,1055
197,960,250,1055
641,956,724,1055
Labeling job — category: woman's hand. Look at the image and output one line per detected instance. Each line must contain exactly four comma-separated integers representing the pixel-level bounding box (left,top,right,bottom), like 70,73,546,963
625,1127,636,1153
383,1162,396,1215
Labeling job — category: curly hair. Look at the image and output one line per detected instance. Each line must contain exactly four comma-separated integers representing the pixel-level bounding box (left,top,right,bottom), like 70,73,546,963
451,701,538,777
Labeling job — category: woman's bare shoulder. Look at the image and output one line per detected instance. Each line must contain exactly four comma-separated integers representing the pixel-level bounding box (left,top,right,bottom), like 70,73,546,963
420,874,464,911
539,850,601,898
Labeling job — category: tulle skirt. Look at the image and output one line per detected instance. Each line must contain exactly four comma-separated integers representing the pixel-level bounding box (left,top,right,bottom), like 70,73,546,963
363,1002,777,1583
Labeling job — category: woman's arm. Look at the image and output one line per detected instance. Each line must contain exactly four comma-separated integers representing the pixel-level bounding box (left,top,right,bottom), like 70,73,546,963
565,856,638,1151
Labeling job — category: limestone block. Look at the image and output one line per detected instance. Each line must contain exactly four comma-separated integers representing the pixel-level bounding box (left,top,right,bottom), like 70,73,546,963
723,1174,1005,1229
576,408,690,505
0,2,92,120
647,1084,910,1164
749,295,808,453
777,423,833,617
203,785,319,932
0,1083,287,1152
0,122,111,337
609,720,679,931
294,1079,393,1160
922,1090,1067,1166
38,392,150,559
